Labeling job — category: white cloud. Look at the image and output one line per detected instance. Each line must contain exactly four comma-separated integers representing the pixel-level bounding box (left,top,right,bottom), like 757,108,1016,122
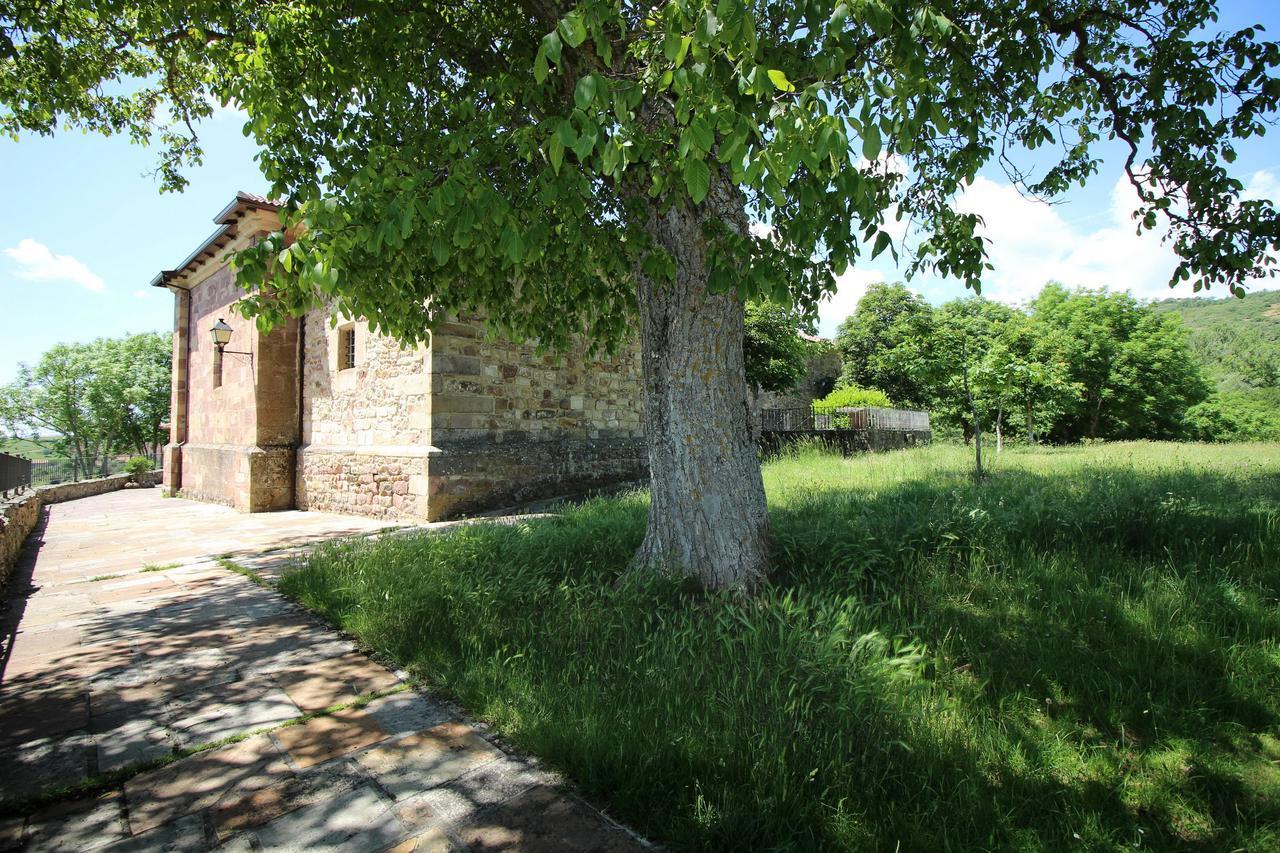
949,174,1191,304
3,239,105,292
816,267,886,337
1243,168,1279,202
133,288,153,298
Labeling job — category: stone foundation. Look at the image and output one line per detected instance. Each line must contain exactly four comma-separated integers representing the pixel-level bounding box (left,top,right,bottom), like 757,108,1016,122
758,428,932,458
178,443,295,512
296,447,430,520
425,436,649,520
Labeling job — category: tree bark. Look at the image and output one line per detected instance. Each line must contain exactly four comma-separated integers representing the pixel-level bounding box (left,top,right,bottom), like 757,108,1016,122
629,176,770,591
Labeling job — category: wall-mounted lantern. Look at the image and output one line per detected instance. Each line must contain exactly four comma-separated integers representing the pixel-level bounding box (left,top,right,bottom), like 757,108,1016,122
210,318,252,388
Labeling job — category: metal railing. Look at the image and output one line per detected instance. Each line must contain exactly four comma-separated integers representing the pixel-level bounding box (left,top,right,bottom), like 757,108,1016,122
1,452,32,499
759,405,931,433
29,456,132,488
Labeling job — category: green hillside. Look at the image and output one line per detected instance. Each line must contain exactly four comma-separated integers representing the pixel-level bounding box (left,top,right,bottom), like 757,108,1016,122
1152,288,1280,440
1152,287,1280,389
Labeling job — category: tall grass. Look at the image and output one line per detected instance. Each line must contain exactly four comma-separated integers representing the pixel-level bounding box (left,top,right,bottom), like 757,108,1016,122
280,442,1280,850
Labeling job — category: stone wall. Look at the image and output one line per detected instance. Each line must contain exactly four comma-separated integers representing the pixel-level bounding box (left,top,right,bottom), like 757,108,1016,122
178,261,300,512
426,436,648,520
428,319,643,444
423,317,647,520
0,492,40,588
758,428,932,458
295,311,432,518
1,471,162,582
297,449,429,519
294,313,649,522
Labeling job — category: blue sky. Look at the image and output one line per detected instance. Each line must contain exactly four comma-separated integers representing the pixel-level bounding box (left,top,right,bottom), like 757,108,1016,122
2,4,1279,383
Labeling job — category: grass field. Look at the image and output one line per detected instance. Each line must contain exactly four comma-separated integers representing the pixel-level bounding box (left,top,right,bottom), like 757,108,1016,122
279,442,1280,850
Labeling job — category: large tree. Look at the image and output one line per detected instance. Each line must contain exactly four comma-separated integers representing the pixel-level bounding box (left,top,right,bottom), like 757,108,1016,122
5,1,1278,588
0,333,172,478
835,282,937,408
1032,284,1210,440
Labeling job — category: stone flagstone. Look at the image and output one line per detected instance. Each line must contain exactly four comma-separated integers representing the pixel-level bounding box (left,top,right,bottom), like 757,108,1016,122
0,488,649,851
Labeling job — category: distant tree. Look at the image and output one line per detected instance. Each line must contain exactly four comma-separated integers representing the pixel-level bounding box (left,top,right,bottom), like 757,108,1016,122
835,283,936,409
743,301,808,395
978,314,1080,448
114,333,173,458
0,334,171,478
928,298,1017,474
1032,286,1209,441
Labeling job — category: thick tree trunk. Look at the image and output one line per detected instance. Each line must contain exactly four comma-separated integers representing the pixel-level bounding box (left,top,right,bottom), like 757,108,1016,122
630,181,770,591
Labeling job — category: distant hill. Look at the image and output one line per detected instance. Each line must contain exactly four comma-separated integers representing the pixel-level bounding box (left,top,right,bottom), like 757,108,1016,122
1152,287,1280,392
1151,288,1280,440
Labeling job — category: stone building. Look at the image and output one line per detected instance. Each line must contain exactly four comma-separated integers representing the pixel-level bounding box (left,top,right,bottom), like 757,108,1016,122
156,192,647,521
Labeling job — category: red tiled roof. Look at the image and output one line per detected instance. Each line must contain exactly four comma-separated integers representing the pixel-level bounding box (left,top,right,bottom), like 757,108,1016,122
150,191,284,289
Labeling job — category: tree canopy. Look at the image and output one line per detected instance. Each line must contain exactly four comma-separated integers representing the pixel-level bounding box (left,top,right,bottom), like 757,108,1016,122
6,0,1278,586
832,281,1211,447
743,300,809,393
0,333,172,479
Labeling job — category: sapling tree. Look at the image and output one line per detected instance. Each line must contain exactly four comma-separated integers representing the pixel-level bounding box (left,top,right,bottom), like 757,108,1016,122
5,1,1279,587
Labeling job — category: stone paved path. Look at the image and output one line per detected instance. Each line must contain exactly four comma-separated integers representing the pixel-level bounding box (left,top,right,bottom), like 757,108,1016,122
0,489,646,851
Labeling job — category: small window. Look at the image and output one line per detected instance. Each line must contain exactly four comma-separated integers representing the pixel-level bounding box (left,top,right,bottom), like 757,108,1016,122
339,326,356,370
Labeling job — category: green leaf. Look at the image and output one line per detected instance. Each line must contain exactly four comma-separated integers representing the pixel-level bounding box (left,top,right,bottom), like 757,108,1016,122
862,123,882,161
559,13,587,49
697,10,720,42
573,122,598,159
278,245,293,273
533,47,548,83
872,230,892,259
541,31,562,64
431,240,449,266
689,115,714,154
683,158,711,204
556,119,577,148
767,69,795,93
575,73,598,110
548,134,564,174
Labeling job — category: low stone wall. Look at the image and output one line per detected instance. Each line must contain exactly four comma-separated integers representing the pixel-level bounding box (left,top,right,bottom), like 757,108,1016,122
0,470,162,583
426,436,649,520
0,492,41,588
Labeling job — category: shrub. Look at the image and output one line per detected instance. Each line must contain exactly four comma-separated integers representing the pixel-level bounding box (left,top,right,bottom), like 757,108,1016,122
124,456,153,477
1183,389,1280,442
816,385,893,409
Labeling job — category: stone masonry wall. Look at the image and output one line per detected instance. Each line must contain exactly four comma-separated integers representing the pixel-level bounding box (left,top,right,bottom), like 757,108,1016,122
187,265,258,447
297,451,427,519
295,311,432,517
295,312,648,522
179,259,299,512
428,319,644,444
424,317,647,520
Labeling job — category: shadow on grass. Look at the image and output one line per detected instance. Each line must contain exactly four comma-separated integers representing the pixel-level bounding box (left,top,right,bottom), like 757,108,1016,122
280,454,1280,851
